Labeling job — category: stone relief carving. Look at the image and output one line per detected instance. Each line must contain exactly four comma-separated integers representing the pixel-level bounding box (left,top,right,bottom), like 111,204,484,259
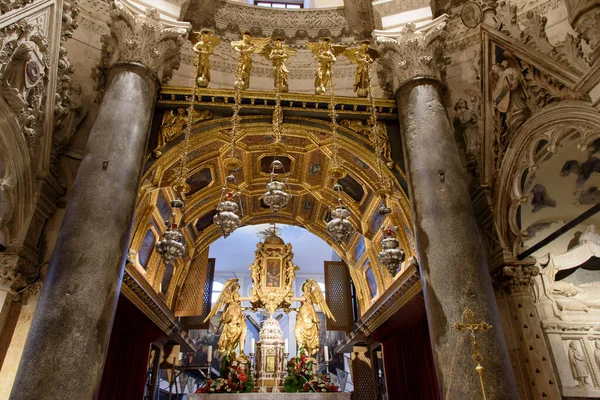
495,3,591,76
565,0,600,65
502,264,539,294
153,107,213,157
339,119,394,169
375,17,449,94
0,19,49,152
98,0,189,87
568,340,592,386
0,0,34,15
51,0,86,175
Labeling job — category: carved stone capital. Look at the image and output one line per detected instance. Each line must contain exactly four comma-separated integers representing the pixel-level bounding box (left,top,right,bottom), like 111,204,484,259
0,254,22,291
502,264,539,294
99,0,190,84
20,279,42,304
374,15,448,94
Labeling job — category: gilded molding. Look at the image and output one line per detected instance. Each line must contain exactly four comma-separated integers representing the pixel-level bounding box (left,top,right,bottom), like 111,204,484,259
374,15,449,94
98,0,190,84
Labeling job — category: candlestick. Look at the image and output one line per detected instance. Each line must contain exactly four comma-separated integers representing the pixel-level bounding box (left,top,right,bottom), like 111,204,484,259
324,346,329,362
284,338,289,354
251,338,256,354
207,345,212,363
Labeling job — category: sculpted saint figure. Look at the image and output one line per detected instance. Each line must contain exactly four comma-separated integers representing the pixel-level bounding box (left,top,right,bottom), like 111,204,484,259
490,52,530,133
307,38,345,95
294,279,335,356
343,41,378,98
568,341,590,386
231,32,271,90
192,30,220,88
204,278,247,354
263,38,297,92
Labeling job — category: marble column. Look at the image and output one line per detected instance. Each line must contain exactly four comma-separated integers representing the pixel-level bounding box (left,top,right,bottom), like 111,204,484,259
9,1,189,399
564,0,600,64
376,18,519,399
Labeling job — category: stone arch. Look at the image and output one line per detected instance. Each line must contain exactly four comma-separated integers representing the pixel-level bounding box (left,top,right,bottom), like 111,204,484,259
494,101,600,256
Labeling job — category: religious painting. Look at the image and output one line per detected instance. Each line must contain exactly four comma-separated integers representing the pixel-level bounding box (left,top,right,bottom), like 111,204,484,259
138,229,156,269
160,263,173,295
354,235,366,262
260,155,292,174
337,174,365,202
156,191,171,224
195,209,218,232
310,163,321,175
266,258,282,288
186,167,213,195
365,265,378,298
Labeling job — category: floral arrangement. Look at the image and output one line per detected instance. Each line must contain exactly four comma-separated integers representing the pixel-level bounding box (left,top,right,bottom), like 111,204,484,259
195,352,254,394
283,351,339,393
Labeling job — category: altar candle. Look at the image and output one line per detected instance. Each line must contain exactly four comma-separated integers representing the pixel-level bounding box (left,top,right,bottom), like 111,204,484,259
207,346,212,363
284,338,289,354
251,338,256,354
324,346,329,362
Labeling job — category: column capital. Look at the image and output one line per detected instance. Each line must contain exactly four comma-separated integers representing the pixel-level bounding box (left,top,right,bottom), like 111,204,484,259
100,0,191,84
502,264,540,295
374,15,448,94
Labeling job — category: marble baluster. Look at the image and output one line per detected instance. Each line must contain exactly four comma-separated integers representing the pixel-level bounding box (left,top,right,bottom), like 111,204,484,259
376,18,519,399
9,2,189,399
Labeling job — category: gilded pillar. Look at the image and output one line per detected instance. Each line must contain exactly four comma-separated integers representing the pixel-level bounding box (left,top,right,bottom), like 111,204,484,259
9,1,189,399
376,17,519,399
564,0,600,64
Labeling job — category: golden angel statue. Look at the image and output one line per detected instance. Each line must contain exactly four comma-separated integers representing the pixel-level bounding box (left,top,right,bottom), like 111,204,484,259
306,38,345,95
262,38,297,92
343,40,378,98
203,278,247,354
294,279,336,356
231,32,271,90
192,30,221,88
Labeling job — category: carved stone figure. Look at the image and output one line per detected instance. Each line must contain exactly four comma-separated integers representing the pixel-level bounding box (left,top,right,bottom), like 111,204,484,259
453,98,481,168
231,32,271,90
594,340,600,370
294,279,335,356
343,41,377,97
579,225,600,246
192,30,220,88
203,278,247,354
307,38,345,95
568,341,590,386
262,38,296,92
339,119,394,168
490,53,530,134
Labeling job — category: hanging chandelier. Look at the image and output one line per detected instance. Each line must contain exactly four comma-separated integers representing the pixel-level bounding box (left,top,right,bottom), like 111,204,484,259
377,227,406,276
327,183,354,244
213,189,243,238
214,41,245,238
263,159,291,213
156,199,187,261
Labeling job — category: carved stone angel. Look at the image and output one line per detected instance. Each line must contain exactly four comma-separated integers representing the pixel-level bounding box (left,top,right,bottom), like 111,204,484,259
231,32,271,90
343,41,378,97
294,279,336,356
203,278,247,355
192,30,220,88
262,38,296,92
306,39,345,95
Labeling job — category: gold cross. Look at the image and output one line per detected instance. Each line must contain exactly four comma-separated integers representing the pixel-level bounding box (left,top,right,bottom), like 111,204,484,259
452,308,493,400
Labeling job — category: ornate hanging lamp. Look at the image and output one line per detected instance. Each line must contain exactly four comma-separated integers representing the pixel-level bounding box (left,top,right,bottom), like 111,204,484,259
263,159,291,213
156,199,187,261
214,43,245,238
327,183,354,244
377,226,406,276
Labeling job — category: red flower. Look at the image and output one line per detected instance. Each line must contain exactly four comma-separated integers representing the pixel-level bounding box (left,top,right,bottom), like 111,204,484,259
239,372,248,382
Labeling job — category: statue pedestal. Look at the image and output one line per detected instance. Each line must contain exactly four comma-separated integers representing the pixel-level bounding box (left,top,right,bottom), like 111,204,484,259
189,393,350,399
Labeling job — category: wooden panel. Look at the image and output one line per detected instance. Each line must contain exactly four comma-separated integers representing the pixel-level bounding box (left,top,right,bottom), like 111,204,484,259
324,261,354,332
179,257,215,330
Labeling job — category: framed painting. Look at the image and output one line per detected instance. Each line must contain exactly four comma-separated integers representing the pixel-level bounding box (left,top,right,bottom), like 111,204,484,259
265,257,282,288
365,265,378,298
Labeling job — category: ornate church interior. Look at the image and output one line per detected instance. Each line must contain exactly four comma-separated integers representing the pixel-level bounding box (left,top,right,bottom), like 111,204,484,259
0,0,599,397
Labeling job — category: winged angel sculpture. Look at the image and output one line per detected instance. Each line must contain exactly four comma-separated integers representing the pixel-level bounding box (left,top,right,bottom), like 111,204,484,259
203,278,247,354
192,30,221,88
343,41,378,98
262,38,297,92
231,32,271,90
306,39,345,95
294,279,336,356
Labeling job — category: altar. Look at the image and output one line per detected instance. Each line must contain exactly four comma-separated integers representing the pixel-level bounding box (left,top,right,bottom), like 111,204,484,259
189,394,350,399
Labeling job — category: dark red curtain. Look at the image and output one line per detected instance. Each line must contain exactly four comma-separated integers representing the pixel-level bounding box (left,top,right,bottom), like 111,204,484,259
98,294,164,400
381,315,440,400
